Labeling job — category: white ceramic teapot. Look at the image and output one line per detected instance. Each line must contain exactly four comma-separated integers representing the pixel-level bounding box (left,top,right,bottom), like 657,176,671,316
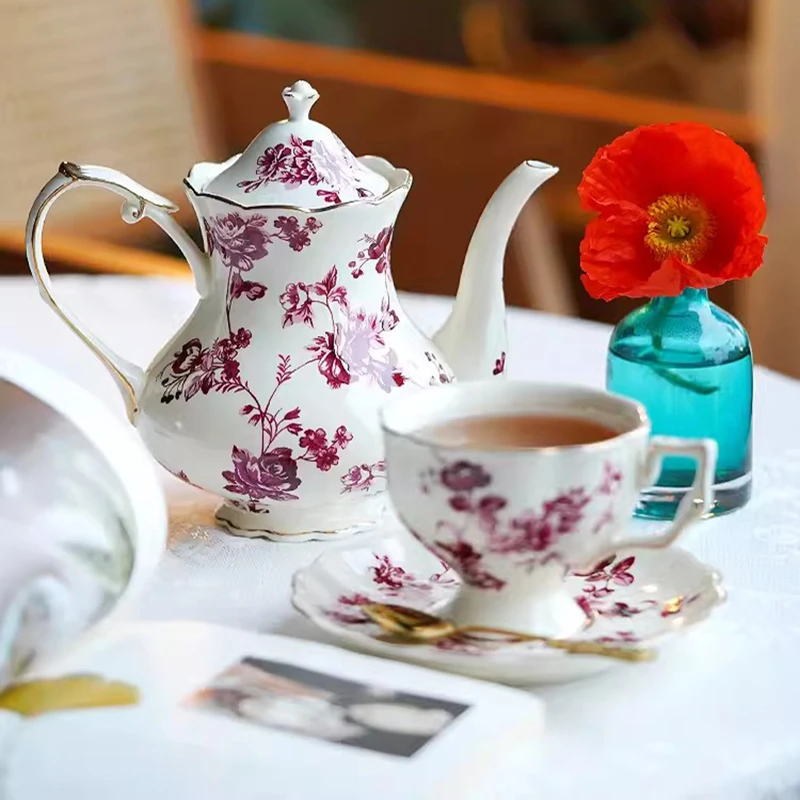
26,80,558,541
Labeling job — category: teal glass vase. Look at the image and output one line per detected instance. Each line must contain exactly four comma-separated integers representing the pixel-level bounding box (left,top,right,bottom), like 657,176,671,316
607,288,752,519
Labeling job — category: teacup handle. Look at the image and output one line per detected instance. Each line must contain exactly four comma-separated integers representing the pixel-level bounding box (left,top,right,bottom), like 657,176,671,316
610,435,718,552
26,162,211,420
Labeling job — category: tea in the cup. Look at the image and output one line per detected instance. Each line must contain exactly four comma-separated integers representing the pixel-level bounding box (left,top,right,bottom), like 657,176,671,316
417,413,619,450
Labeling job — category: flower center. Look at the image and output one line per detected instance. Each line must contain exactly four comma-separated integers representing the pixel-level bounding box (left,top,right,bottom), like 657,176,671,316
645,194,714,264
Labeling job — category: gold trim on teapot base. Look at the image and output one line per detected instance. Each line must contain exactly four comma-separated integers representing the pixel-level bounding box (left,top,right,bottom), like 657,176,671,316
214,496,387,543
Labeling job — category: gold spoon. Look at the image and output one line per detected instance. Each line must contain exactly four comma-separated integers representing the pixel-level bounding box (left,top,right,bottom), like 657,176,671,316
361,603,655,663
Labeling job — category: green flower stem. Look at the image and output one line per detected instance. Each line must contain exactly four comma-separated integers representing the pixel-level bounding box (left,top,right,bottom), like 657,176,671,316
651,366,719,395
648,294,719,395
651,296,676,351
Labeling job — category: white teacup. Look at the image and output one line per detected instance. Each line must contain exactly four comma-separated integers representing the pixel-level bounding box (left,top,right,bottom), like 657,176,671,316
381,381,717,638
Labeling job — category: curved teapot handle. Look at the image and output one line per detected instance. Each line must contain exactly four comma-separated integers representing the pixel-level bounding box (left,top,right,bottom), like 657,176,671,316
26,162,211,421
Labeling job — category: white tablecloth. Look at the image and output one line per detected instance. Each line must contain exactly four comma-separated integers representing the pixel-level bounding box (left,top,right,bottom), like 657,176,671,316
3,275,800,799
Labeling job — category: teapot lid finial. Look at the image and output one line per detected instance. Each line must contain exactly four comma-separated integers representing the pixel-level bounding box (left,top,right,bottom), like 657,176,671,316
201,78,389,208
282,80,319,122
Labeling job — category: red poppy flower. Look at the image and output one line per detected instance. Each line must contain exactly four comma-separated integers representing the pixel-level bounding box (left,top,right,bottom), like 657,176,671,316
579,122,767,299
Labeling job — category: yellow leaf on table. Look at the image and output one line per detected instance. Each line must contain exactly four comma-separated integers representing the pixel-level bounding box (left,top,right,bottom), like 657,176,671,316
0,674,139,717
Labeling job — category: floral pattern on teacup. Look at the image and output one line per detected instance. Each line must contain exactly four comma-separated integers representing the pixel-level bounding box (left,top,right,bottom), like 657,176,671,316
413,460,624,590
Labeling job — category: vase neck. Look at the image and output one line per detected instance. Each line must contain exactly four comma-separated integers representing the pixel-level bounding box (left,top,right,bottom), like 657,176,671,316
649,288,709,313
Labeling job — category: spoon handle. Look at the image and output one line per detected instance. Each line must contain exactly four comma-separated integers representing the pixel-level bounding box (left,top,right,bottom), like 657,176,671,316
364,604,655,663
547,639,655,662
457,626,655,662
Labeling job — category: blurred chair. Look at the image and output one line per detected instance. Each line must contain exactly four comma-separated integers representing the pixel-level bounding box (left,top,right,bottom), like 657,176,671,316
461,0,750,111
0,0,214,246
508,194,576,316
195,0,362,49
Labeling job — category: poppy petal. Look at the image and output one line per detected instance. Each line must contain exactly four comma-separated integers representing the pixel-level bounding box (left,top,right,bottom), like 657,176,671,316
580,125,697,215
579,122,767,299
580,217,686,299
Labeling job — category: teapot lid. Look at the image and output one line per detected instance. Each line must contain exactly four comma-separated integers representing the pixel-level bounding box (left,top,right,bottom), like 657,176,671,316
204,80,389,208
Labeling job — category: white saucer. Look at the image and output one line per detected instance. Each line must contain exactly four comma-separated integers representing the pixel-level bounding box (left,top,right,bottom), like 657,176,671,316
292,532,725,685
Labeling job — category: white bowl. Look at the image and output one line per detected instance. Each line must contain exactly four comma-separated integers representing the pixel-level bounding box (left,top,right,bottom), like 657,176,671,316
0,349,166,685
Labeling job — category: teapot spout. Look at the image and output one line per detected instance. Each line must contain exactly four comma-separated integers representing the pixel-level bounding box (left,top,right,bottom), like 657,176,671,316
433,161,558,380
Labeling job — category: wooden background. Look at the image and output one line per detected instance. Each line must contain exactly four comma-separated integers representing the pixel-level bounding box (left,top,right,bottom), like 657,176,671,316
1,6,754,327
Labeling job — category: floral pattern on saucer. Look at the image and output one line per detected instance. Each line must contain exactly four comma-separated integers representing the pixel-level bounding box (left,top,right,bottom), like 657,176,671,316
292,533,725,685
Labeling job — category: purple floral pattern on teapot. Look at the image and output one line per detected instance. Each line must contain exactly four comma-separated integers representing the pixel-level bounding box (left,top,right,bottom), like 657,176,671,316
158,212,432,510
237,133,366,202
